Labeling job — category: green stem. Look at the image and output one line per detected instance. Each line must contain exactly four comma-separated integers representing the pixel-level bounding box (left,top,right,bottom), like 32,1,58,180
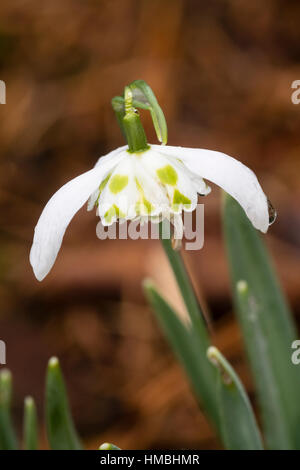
159,223,210,344
122,87,149,153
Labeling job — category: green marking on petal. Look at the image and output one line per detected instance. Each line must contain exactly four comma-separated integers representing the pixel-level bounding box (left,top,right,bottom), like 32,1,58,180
172,189,191,210
157,165,178,186
135,177,143,192
109,174,128,194
143,197,153,214
104,204,125,223
99,173,111,193
95,173,111,207
134,177,154,214
135,197,154,215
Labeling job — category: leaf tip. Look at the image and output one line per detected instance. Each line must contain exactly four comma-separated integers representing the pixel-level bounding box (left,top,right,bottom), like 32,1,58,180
0,368,11,383
99,442,121,450
236,280,248,294
48,356,59,369
142,277,155,291
24,395,34,408
207,346,233,386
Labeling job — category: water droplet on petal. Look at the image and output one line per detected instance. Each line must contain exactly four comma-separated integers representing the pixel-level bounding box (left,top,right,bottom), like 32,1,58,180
268,199,277,225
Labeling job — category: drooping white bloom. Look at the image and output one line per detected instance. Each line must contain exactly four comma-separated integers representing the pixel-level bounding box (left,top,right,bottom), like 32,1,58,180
30,144,271,281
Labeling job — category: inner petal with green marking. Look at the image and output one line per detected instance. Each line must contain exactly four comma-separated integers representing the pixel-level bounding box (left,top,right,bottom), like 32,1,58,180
135,197,154,215
156,164,178,186
104,204,125,224
135,177,155,215
172,189,191,210
109,174,129,194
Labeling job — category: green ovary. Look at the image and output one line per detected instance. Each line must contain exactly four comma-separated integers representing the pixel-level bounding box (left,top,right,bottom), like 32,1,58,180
172,189,191,210
104,204,125,224
109,174,129,194
156,165,178,186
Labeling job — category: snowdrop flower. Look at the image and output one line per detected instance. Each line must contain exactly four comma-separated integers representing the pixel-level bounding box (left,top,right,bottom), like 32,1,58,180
30,82,274,281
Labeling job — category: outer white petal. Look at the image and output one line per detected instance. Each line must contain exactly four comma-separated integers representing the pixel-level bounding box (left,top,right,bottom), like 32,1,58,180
87,145,128,211
93,145,128,168
153,145,269,233
30,147,125,281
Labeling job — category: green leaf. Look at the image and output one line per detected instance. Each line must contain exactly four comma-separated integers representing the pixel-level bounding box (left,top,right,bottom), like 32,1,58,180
207,346,263,450
223,193,300,449
129,80,168,144
143,280,219,428
0,369,18,450
23,396,38,450
99,442,121,450
45,357,82,450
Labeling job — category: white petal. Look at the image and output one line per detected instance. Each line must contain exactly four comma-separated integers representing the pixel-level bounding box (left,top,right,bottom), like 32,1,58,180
98,155,139,224
30,147,125,281
87,145,128,211
154,145,269,233
93,145,128,168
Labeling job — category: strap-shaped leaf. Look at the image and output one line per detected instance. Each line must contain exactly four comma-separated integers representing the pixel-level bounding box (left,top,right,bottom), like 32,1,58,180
144,280,219,429
223,193,300,449
46,357,82,450
23,396,38,450
207,346,263,450
0,369,18,450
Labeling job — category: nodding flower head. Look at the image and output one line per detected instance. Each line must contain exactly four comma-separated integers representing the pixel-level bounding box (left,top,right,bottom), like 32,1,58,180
30,80,275,281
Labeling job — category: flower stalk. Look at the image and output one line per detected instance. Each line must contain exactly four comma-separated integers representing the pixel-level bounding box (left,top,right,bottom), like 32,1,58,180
159,222,209,331
122,86,149,153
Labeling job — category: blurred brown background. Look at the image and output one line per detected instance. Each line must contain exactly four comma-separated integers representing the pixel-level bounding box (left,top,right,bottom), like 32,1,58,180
0,0,299,449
